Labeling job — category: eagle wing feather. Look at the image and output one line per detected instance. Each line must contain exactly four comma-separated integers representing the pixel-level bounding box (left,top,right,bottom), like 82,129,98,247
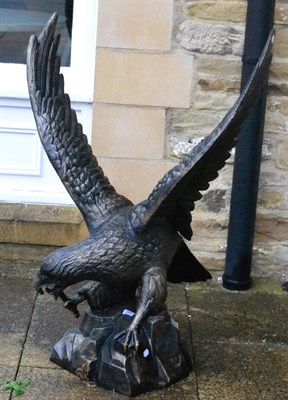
130,30,274,239
27,13,132,232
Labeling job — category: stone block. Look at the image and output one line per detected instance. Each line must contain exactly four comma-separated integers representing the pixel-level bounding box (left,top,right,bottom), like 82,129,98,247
190,211,229,239
97,157,176,204
177,20,244,55
193,91,238,111
275,3,288,25
0,243,57,264
259,159,288,187
201,189,228,213
267,95,288,116
255,216,288,243
198,78,241,92
170,109,223,137
274,26,288,58
270,59,288,87
258,187,286,209
265,107,288,135
0,203,88,246
94,51,194,108
276,138,288,169
168,135,205,160
197,56,242,78
92,105,165,159
97,0,173,51
251,243,288,279
196,56,242,93
185,1,246,23
273,245,288,268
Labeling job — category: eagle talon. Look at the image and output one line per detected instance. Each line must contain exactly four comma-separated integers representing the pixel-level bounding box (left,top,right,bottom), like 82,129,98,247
115,328,140,355
63,300,80,318
58,292,80,318
126,327,141,354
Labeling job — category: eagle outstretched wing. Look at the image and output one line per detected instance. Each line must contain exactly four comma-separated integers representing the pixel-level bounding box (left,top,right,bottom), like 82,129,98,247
130,30,274,239
27,13,132,232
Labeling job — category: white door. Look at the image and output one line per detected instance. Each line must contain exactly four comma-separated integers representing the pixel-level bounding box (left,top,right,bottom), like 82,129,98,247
0,0,98,205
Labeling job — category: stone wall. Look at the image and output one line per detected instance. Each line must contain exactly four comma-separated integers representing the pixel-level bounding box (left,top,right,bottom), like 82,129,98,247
93,0,287,279
172,0,287,278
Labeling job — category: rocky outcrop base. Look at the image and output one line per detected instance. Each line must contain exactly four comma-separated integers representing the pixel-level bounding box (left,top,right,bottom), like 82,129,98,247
51,305,191,397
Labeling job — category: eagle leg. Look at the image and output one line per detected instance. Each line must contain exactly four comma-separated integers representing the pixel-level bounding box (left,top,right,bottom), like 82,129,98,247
65,281,136,314
119,265,167,354
64,281,112,312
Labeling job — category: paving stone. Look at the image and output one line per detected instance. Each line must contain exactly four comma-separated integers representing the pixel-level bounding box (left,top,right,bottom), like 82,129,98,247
187,282,288,345
0,333,26,368
194,342,288,400
15,366,198,400
21,289,86,369
2,262,288,399
0,264,37,366
138,373,198,400
167,283,188,312
15,366,111,400
169,310,194,363
0,365,17,400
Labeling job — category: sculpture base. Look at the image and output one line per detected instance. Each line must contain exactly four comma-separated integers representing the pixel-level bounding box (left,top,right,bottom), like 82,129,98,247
50,304,191,396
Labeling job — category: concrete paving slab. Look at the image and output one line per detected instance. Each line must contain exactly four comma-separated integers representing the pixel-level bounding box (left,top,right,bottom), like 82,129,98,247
187,281,288,345
0,365,17,400
21,292,85,369
0,264,37,366
15,366,199,400
14,366,112,400
169,310,194,361
194,341,288,400
138,374,199,400
167,283,188,311
2,262,287,400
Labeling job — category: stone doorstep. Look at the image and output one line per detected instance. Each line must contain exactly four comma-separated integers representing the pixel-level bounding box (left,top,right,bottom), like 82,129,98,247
0,203,89,248
0,243,58,265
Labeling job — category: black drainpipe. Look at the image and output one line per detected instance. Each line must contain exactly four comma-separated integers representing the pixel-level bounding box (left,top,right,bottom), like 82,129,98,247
222,0,275,291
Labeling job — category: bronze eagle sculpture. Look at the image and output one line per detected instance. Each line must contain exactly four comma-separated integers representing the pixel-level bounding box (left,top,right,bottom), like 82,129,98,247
27,14,273,352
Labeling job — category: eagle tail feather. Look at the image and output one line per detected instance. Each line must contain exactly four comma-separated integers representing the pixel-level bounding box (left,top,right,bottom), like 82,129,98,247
168,241,212,283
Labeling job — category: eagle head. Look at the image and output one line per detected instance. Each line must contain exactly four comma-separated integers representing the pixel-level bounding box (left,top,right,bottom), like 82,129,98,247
34,248,76,297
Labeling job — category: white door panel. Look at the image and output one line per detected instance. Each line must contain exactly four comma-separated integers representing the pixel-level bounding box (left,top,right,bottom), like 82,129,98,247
0,0,98,205
0,98,93,205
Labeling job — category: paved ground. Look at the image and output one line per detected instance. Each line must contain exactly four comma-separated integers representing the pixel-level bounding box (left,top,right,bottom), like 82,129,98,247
0,262,287,400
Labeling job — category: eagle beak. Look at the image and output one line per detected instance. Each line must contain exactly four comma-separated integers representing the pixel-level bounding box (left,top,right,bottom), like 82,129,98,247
34,273,45,294
34,272,68,299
